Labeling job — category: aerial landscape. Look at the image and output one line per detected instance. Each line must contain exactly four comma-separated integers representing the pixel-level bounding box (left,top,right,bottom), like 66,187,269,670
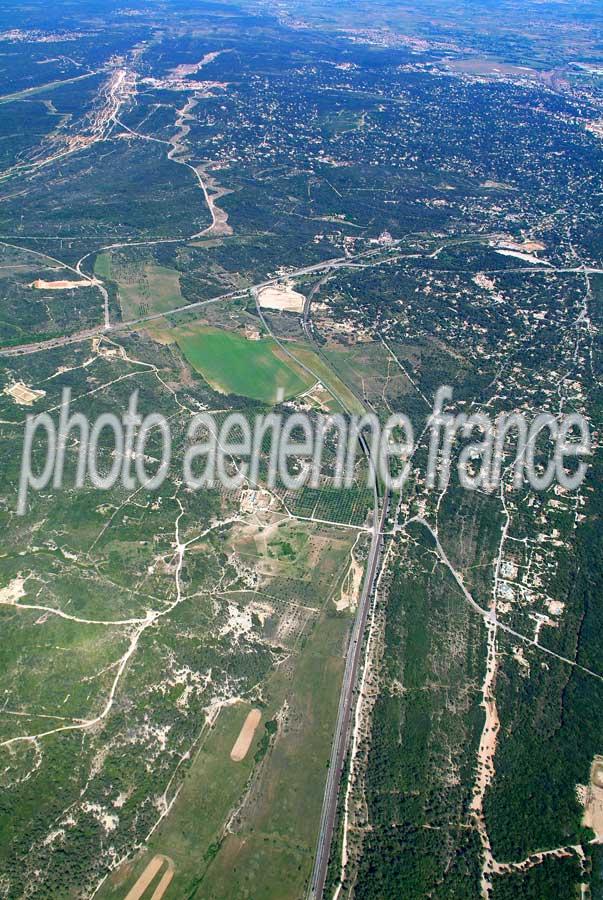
0,0,602,897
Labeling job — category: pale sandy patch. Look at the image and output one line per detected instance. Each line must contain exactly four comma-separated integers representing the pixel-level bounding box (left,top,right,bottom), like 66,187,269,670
337,551,363,612
513,646,530,673
494,248,551,266
248,601,274,625
473,273,497,292
481,180,517,190
43,828,65,847
4,382,46,406
471,622,500,896
124,855,174,900
240,488,274,515
586,120,603,139
473,272,505,304
195,162,234,238
547,600,565,616
257,283,305,313
30,278,99,290
168,50,228,79
0,576,26,604
230,708,262,762
149,865,175,900
81,802,119,834
219,602,253,639
519,241,546,253
497,238,546,253
113,789,132,808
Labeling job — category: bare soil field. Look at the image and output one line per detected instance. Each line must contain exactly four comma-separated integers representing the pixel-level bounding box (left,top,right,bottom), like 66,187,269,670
257,283,305,313
30,278,98,290
4,382,46,405
337,548,363,612
168,50,229,79
230,709,262,762
445,58,538,77
124,855,174,900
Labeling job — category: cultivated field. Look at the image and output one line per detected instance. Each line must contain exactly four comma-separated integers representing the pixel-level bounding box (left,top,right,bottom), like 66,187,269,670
173,325,315,402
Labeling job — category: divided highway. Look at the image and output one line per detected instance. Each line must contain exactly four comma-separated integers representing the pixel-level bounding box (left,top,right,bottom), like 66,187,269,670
307,489,389,900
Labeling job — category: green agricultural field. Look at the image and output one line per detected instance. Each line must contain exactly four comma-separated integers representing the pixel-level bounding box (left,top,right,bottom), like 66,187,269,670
174,326,315,402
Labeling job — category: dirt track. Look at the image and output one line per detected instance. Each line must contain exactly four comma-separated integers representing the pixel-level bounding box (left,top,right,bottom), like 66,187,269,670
124,854,174,900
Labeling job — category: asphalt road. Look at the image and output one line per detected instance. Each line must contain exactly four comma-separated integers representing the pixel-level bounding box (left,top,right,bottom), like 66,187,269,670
0,245,393,359
4,240,392,900
307,488,389,900
252,281,391,899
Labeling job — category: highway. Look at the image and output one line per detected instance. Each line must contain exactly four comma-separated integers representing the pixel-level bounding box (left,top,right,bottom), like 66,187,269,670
4,236,392,900
0,250,376,359
256,278,391,900
307,488,389,900
4,232,533,361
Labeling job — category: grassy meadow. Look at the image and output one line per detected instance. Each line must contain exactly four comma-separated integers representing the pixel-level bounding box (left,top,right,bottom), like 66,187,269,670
174,326,315,403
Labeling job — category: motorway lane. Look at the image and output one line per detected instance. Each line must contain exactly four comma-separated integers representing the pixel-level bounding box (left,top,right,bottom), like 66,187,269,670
308,492,389,900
